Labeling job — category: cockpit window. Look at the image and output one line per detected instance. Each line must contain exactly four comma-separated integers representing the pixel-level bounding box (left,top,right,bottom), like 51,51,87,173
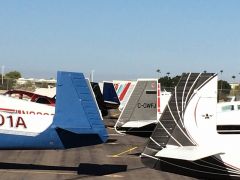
36,97,51,104
222,105,234,111
238,105,240,110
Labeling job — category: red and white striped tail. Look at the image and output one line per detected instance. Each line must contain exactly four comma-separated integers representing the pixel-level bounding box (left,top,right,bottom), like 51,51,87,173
119,82,131,101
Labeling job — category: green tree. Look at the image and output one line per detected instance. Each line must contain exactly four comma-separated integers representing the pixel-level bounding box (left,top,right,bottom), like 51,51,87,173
158,75,181,88
2,71,22,90
218,80,231,92
5,71,21,79
218,80,231,100
172,75,181,87
158,76,173,88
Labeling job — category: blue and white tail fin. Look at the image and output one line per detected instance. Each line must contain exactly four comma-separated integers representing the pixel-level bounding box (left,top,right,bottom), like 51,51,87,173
103,82,120,108
54,71,108,147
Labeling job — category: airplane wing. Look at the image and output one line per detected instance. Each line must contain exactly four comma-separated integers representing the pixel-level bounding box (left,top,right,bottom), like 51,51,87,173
155,146,224,161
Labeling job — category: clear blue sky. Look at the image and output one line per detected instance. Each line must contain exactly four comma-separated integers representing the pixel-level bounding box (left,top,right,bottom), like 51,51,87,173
0,0,240,82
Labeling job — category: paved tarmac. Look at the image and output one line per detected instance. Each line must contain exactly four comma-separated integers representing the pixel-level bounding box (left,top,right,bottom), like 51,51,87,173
0,119,196,180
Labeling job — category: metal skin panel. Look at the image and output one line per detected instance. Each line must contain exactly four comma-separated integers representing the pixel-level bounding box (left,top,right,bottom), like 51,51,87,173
116,80,158,129
0,127,63,149
127,81,157,122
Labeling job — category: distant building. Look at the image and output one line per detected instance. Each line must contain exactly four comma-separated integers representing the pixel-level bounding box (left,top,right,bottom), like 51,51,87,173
17,78,34,85
16,78,56,87
229,83,239,90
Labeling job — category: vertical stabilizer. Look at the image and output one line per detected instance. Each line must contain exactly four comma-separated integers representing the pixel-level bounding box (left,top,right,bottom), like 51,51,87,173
115,79,158,129
114,81,137,111
141,73,226,179
90,82,108,116
54,71,108,145
103,82,120,108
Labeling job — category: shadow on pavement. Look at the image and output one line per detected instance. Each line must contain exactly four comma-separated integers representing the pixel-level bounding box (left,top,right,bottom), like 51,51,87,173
0,162,127,176
78,163,127,175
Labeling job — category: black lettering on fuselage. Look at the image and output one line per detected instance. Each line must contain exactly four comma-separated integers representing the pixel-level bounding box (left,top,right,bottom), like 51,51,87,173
137,103,156,108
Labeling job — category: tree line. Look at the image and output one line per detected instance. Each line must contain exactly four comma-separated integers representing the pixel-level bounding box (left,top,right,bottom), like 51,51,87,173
158,75,233,100
0,71,235,98
0,71,22,90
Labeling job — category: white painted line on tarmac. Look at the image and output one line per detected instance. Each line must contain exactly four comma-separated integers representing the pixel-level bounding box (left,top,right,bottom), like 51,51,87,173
108,134,123,136
106,142,119,145
104,174,124,178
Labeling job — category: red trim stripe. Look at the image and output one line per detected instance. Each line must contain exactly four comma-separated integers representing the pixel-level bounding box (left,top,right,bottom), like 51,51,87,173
0,108,16,113
157,83,161,113
119,82,131,101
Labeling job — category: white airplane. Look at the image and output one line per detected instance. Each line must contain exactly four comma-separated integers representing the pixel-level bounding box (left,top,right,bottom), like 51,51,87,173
141,72,240,179
217,100,240,133
0,71,108,149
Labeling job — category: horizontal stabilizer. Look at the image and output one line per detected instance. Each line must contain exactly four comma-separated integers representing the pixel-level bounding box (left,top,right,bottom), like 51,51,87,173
122,120,157,128
155,146,223,161
104,100,119,105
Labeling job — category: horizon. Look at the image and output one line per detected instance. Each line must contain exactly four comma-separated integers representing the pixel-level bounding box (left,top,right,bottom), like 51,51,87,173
2,68,240,84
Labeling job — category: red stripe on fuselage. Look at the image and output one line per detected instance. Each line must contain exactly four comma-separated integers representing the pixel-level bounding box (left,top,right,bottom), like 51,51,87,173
0,108,16,113
0,108,54,116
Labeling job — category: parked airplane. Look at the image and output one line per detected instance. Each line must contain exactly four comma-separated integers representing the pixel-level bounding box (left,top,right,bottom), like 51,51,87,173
0,92,55,116
90,82,108,117
4,80,111,119
0,71,108,149
141,72,240,179
93,81,121,119
115,79,171,135
34,87,56,98
4,89,55,106
217,100,240,134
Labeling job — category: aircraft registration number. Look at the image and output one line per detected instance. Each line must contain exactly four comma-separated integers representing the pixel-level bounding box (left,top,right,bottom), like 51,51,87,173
0,114,27,129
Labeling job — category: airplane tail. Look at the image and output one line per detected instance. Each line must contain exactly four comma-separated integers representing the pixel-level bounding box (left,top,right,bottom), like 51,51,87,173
103,82,120,109
114,81,137,111
140,73,233,179
90,82,108,117
54,71,108,148
115,79,158,134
